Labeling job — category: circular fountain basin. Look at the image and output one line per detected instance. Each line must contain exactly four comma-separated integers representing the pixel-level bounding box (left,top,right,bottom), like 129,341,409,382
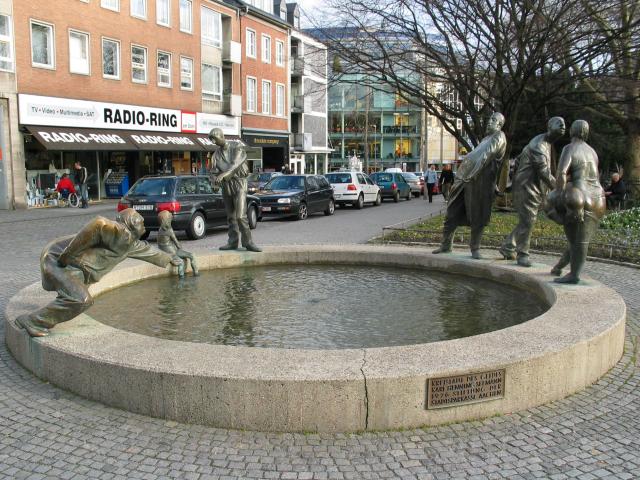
5,245,626,432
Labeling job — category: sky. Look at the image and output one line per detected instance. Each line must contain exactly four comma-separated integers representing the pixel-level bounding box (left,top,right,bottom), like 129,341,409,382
296,0,329,27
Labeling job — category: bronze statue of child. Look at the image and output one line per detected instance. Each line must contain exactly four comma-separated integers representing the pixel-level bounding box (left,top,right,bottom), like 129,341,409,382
157,210,199,277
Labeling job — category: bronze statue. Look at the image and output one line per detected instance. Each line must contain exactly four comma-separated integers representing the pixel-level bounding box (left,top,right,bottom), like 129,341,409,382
500,117,565,266
15,209,183,337
545,120,605,284
433,112,507,259
208,128,261,252
157,210,199,277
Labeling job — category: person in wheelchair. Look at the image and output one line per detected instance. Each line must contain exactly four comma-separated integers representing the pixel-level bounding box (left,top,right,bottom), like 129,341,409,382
55,173,76,202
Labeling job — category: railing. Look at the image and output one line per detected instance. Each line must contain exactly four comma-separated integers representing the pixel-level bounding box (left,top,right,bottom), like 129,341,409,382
382,125,418,134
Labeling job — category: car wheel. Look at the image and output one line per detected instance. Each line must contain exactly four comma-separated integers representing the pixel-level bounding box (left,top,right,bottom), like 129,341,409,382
374,192,382,206
248,205,258,229
393,192,400,203
406,191,412,201
354,194,364,210
324,199,335,215
186,211,206,240
413,191,420,198
140,230,151,240
296,202,308,220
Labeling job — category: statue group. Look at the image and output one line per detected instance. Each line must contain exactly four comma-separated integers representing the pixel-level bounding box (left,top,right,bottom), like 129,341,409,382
434,114,605,285
16,129,261,338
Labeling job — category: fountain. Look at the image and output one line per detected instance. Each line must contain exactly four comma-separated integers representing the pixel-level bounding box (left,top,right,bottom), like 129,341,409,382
5,245,625,432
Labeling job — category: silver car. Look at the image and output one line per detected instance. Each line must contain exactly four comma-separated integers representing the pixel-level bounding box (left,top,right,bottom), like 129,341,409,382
401,172,422,197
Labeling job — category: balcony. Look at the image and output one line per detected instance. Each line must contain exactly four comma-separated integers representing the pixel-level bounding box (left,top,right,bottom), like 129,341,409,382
290,56,310,77
291,133,313,150
222,41,241,64
382,125,418,135
222,94,242,117
292,95,312,113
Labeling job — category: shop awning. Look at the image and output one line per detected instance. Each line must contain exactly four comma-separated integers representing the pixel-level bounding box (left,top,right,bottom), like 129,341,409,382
128,132,205,152
25,126,139,151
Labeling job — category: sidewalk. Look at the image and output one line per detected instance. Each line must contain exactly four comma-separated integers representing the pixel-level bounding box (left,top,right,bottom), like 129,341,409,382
0,199,118,224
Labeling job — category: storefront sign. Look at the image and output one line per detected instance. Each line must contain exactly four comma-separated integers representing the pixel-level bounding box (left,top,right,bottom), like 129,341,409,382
129,133,203,151
243,134,289,149
196,112,240,136
19,94,239,136
25,126,139,151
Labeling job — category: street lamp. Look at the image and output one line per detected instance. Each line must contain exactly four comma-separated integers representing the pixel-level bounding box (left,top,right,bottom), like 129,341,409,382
372,124,377,172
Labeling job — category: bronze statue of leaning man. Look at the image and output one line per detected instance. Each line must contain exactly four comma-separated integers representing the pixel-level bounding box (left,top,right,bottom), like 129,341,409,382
545,120,605,284
208,128,261,252
15,209,183,337
433,112,507,259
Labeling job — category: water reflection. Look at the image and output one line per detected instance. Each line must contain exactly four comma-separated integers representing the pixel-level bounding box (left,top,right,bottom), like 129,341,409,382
89,265,547,349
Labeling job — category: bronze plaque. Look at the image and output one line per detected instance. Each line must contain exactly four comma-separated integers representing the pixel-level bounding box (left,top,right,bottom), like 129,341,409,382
426,369,505,409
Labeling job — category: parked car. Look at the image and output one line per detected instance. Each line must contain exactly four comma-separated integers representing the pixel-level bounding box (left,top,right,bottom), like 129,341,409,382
370,172,412,202
247,171,282,194
324,171,381,209
117,175,261,240
401,172,423,197
256,174,335,220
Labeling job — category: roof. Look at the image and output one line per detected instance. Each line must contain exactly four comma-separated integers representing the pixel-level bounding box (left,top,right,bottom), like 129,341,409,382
223,0,290,29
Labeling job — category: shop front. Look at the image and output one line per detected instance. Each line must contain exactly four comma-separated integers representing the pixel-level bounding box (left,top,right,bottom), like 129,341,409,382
18,94,239,206
241,130,290,173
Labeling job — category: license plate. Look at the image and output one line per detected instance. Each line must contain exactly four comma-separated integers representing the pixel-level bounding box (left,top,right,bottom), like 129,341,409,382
261,206,271,212
133,204,154,211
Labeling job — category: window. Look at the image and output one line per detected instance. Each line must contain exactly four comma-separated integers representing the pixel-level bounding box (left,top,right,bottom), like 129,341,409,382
276,83,285,116
276,40,284,66
246,77,257,112
201,6,221,47
30,21,55,69
157,51,171,87
69,30,90,75
0,15,14,72
131,45,147,83
131,0,146,18
102,38,120,79
179,0,192,33
202,63,222,100
198,177,214,194
157,0,170,26
178,177,197,195
246,29,256,58
180,56,193,90
101,0,119,11
262,80,271,114
261,35,271,63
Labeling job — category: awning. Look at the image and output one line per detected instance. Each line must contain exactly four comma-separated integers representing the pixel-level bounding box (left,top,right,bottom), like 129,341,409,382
25,126,139,151
128,132,205,151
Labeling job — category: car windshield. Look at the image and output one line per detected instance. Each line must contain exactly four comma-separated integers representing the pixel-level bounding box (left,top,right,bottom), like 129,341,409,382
128,178,174,196
402,173,418,180
373,174,393,182
325,173,353,183
264,176,306,190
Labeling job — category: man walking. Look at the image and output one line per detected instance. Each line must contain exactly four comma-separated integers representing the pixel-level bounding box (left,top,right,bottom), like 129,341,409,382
74,161,89,208
432,112,507,259
438,165,454,200
500,117,565,266
209,128,261,252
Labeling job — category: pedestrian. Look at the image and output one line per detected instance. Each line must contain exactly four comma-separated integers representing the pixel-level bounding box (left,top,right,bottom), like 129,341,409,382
74,161,89,208
425,165,438,202
604,172,626,209
439,165,455,201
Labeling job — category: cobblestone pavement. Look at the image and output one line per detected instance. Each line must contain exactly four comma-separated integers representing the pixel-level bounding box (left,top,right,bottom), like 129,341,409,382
0,202,638,479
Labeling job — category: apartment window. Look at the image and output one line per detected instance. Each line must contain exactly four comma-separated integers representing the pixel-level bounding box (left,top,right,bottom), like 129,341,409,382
276,83,285,116
131,0,146,19
102,37,120,79
261,35,271,63
101,0,120,11
30,20,55,69
69,30,90,75
157,51,171,87
262,80,271,114
246,77,257,112
179,0,192,33
202,63,222,100
0,15,14,72
246,29,256,58
157,0,170,26
180,56,193,90
201,7,221,47
276,40,284,67
131,45,147,83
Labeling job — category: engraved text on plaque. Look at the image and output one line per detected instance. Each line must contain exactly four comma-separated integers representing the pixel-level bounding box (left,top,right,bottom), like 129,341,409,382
427,369,505,409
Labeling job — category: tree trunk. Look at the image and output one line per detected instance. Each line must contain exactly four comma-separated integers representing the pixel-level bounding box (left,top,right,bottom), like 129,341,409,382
625,121,640,198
